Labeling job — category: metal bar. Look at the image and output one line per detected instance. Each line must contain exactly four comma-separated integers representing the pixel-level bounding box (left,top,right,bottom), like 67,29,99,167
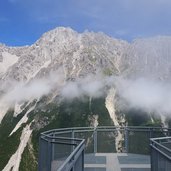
93,128,97,153
41,135,83,141
150,144,171,160
151,137,171,141
38,137,43,171
82,149,84,171
73,130,94,133
150,139,171,153
41,137,80,145
57,140,85,171
47,141,52,171
41,126,171,136
125,128,129,153
150,137,171,171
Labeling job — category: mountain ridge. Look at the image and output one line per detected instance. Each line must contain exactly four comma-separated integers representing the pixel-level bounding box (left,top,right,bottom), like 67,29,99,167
0,27,171,171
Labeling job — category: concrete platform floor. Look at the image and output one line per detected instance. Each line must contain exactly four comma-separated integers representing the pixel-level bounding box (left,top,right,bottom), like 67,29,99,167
84,153,151,171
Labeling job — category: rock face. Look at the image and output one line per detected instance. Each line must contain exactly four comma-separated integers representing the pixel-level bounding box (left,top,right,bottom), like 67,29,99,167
1,27,171,171
1,28,171,92
126,36,171,80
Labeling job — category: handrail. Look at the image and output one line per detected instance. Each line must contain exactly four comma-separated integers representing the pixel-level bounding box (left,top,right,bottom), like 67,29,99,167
42,126,171,135
39,126,171,171
39,128,86,171
41,135,84,141
151,144,171,160
150,137,171,171
151,137,171,154
57,139,85,171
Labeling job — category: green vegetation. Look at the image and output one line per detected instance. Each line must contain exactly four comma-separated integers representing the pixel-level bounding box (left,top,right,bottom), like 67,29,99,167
0,110,23,170
25,97,114,170
123,109,152,126
91,98,113,126
122,108,163,127
19,144,37,171
97,132,116,153
128,131,150,154
1,96,168,170
116,109,164,154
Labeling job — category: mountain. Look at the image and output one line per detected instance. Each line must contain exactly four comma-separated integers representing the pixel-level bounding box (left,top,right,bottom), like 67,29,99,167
0,27,171,171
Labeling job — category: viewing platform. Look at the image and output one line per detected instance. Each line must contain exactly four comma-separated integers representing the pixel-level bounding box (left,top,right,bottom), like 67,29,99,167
84,153,150,171
38,126,171,171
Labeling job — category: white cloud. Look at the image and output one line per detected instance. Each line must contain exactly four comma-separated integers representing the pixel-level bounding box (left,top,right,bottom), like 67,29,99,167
61,74,106,99
2,67,171,117
0,69,65,106
61,82,81,99
2,79,51,105
115,77,171,114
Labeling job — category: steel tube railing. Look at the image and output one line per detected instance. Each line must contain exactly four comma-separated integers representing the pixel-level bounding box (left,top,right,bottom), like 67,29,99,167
57,139,85,171
39,126,171,171
151,137,171,171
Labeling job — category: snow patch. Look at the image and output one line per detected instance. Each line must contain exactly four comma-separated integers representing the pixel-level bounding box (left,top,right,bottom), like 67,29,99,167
13,101,32,117
0,52,19,74
105,88,118,126
10,104,36,136
2,124,32,171
105,88,123,152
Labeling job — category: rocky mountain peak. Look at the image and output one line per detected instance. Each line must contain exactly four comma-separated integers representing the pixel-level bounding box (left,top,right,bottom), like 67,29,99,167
1,28,171,171
35,27,79,46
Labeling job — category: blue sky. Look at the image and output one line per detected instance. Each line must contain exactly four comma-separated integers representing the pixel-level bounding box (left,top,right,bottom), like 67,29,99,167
0,0,171,46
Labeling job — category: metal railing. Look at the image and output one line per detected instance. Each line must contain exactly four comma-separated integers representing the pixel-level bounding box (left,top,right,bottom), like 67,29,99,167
151,137,171,171
38,126,171,171
38,130,85,171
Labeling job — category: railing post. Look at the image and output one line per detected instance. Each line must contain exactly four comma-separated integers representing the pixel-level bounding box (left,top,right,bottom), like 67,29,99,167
125,127,129,153
149,128,152,138
94,128,97,153
52,133,55,162
72,130,75,139
38,137,42,171
47,141,52,171
150,140,154,171
82,149,84,171
72,130,75,152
